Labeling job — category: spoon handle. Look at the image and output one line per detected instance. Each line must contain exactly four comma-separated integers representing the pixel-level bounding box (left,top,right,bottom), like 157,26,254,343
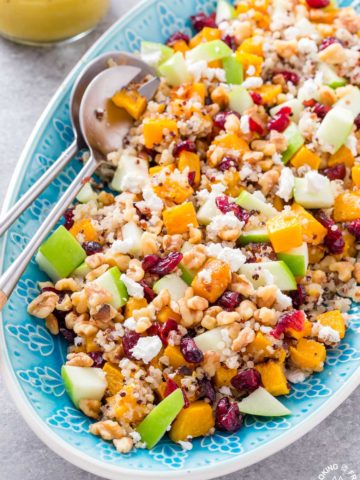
0,140,79,237
0,156,97,310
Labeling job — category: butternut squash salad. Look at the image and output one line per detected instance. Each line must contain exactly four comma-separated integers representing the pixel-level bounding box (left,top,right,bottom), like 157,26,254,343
28,0,360,453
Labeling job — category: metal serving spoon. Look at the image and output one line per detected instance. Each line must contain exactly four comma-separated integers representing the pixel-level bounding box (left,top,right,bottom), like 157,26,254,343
0,52,155,236
0,62,160,309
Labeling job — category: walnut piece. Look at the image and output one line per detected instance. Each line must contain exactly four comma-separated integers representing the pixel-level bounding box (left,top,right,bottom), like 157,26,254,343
27,291,59,319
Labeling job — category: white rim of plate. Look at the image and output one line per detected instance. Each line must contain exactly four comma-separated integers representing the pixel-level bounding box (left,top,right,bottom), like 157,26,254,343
0,1,359,479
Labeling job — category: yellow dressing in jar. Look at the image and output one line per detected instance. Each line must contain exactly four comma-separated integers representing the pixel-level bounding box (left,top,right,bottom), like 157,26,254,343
0,0,109,45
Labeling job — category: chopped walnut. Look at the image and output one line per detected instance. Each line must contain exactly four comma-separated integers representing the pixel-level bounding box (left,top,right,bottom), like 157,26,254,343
254,307,277,326
329,261,354,282
79,399,101,419
201,315,217,330
353,263,360,283
187,296,209,311
140,232,159,255
113,437,134,454
178,297,203,328
211,85,229,108
45,313,59,335
66,352,94,367
258,169,280,195
189,226,202,244
216,311,241,326
274,40,297,58
86,264,109,282
152,289,171,311
162,234,184,252
202,351,221,377
270,131,288,153
182,244,207,270
225,114,241,135
71,289,89,314
231,326,255,352
229,273,255,297
56,294,72,312
318,43,346,64
90,420,127,440
256,285,277,308
73,320,98,337
126,259,145,282
237,300,257,321
85,284,112,309
55,278,81,292
98,191,115,206
85,253,107,269
27,291,59,319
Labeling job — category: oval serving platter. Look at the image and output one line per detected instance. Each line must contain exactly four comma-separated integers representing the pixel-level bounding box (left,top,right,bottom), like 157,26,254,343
1,0,360,479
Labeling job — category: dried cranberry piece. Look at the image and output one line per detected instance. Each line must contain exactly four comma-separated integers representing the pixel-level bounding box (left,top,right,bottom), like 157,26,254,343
167,31,190,46
59,328,76,343
355,114,360,130
82,241,103,256
139,280,156,302
271,310,305,339
347,219,360,239
277,70,300,86
218,156,239,172
313,102,331,119
222,34,237,51
122,331,141,359
303,99,317,108
215,397,243,433
88,351,105,368
217,291,242,311
231,369,262,392
289,284,306,309
147,322,162,337
160,319,179,344
142,254,161,272
164,378,179,397
63,207,75,230
316,211,345,254
198,378,216,404
180,336,204,363
215,195,250,224
188,171,196,186
305,0,330,8
319,36,340,51
321,163,346,181
190,11,217,31
249,117,264,135
250,91,263,105
268,110,290,133
147,252,183,276
213,110,239,131
173,139,197,157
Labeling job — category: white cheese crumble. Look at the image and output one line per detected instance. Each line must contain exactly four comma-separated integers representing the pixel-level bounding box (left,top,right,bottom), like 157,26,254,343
197,268,212,284
298,38,317,55
207,212,244,239
137,186,163,213
240,114,250,134
123,317,137,331
246,65,256,76
312,322,340,344
297,78,320,103
206,243,246,272
187,60,208,81
286,369,308,384
239,163,253,180
121,173,148,194
178,440,193,451
111,238,134,254
304,171,328,194
277,167,294,202
241,76,263,89
130,336,162,363
275,289,293,310
120,274,144,298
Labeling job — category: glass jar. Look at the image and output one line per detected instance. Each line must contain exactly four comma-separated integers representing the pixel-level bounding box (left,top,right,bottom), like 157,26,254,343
0,0,110,45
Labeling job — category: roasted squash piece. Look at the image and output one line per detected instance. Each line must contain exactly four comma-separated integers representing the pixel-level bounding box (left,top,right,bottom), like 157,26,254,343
191,258,231,302
153,177,193,204
103,362,124,396
125,297,148,319
163,202,198,234
266,211,303,253
143,118,178,149
317,310,346,339
289,338,326,371
328,145,354,168
164,345,192,369
290,146,321,170
178,151,201,186
214,366,237,387
291,203,327,245
333,191,360,222
112,88,147,120
169,401,215,442
246,331,272,361
157,306,182,324
69,218,98,242
255,361,290,396
286,319,313,339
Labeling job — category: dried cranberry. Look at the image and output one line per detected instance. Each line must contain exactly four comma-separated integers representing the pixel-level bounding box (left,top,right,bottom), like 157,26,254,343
146,252,183,276
213,110,239,131
347,219,360,239
164,378,179,397
198,378,216,404
215,397,243,433
122,331,141,359
82,241,103,256
319,37,340,51
305,0,330,8
218,156,239,172
355,114,360,130
277,70,300,86
173,139,197,157
215,195,250,224
139,280,156,302
316,211,345,254
59,328,76,343
222,34,237,51
268,111,290,133
160,319,178,344
190,11,217,31
180,336,203,363
167,31,190,46
88,351,105,368
271,310,305,339
250,91,263,105
142,254,161,272
303,99,317,108
321,163,346,181
249,117,264,135
231,369,262,392
313,102,331,119
289,284,306,309
188,171,196,186
147,322,161,337
63,207,75,230
217,291,242,310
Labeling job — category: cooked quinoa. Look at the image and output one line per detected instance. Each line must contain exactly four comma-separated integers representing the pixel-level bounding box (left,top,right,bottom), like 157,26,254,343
28,0,360,454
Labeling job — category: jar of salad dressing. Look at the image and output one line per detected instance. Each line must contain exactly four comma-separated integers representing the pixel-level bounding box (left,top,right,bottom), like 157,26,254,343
0,0,109,45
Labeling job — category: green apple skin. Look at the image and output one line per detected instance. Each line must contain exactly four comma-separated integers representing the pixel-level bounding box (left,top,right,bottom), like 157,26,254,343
36,225,86,282
238,229,270,246
236,191,277,218
216,0,236,23
153,274,188,301
61,365,107,408
239,260,297,291
316,107,354,154
293,177,334,209
282,123,305,164
137,388,185,449
76,182,97,203
179,263,197,285
95,266,129,309
197,195,222,226
158,52,191,87
277,243,309,277
140,41,174,69
335,86,360,117
223,56,243,85
186,40,232,63
72,262,91,278
238,387,291,416
228,85,254,115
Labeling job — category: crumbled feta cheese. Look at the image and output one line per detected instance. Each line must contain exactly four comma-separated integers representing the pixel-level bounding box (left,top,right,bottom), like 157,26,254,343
312,322,340,344
207,212,244,239
178,440,193,451
346,134,357,156
130,336,162,363
239,163,253,180
124,317,137,331
305,171,328,194
247,65,256,76
298,38,317,55
275,289,293,310
284,26,300,40
121,173,148,194
277,167,294,202
129,431,142,443
187,60,208,81
121,274,144,298
286,369,308,384
240,115,250,134
241,76,263,89
206,243,246,271
297,79,319,103
197,268,212,284
111,238,134,254
252,190,267,202
138,186,163,213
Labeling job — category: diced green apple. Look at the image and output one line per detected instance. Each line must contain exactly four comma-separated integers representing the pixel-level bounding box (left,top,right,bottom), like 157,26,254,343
239,261,297,291
194,327,230,354
137,388,184,449
153,273,188,301
223,55,244,85
293,176,334,209
197,195,222,226
110,154,149,192
238,229,270,246
140,41,174,69
277,243,308,277
216,0,236,23
335,86,360,118
76,182,97,204
270,99,303,123
158,52,191,87
95,266,128,309
238,387,291,416
121,222,143,257
316,106,354,154
61,365,107,408
319,63,346,89
179,241,198,284
72,262,91,278
236,191,277,218
228,85,254,114
35,226,86,282
282,123,305,164
186,40,232,63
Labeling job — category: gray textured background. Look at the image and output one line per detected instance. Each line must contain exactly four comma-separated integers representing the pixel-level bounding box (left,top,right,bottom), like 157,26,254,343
0,2,359,479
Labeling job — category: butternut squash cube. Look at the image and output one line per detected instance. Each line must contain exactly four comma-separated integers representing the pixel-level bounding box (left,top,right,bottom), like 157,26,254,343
328,145,354,168
239,37,263,56
333,191,360,222
286,319,313,339
164,345,192,369
149,163,175,176
103,362,124,396
85,335,100,353
291,203,327,245
125,297,148,319
266,211,303,253
290,146,321,170
236,51,263,77
157,306,181,324
172,39,190,54
143,118,178,149
214,366,237,387
191,258,231,302
169,401,215,442
289,338,326,371
246,331,272,361
178,151,201,186
112,385,148,423
153,178,193,204
213,133,249,153
255,361,290,396
352,165,360,187
69,218,98,242
189,27,221,48
163,202,198,234
254,84,282,106
317,310,345,339
112,88,147,120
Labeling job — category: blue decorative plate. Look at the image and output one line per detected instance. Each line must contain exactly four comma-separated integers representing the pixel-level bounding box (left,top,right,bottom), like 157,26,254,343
1,1,359,479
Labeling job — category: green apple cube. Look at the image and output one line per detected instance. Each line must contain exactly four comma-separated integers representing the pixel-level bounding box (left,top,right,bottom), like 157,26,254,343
153,273,188,301
316,107,354,154
319,62,346,89
186,40,232,63
223,55,244,85
194,327,229,354
239,261,297,291
72,262,91,278
282,123,305,164
61,365,107,408
140,41,174,69
121,222,143,257
76,182,97,204
35,225,86,282
270,99,303,123
158,52,191,87
236,191,277,218
179,264,197,285
335,86,360,118
277,243,308,277
137,388,184,449
110,154,149,192
95,266,128,309
238,387,291,416
238,229,270,246
216,0,236,23
293,176,334,209
228,85,254,114
197,195,222,225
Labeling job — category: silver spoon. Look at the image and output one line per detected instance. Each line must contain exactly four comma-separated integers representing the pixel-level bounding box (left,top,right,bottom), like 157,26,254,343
0,52,155,236
0,63,160,309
